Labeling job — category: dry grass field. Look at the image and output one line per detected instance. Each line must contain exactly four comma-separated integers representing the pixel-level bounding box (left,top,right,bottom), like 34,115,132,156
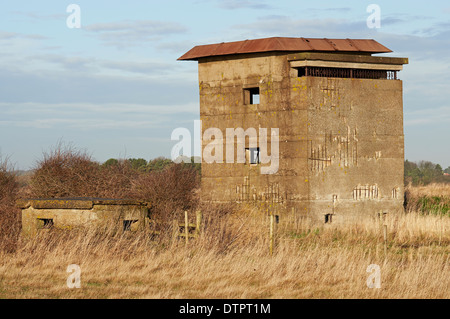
0,150,448,299
0,186,448,299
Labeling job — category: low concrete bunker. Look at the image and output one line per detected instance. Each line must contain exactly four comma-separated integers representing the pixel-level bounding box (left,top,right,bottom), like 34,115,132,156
17,198,150,236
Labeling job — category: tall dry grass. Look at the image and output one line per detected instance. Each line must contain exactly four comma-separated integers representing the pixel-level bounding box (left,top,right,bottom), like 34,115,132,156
0,203,448,299
405,183,450,197
405,183,450,216
0,149,448,299
0,157,21,253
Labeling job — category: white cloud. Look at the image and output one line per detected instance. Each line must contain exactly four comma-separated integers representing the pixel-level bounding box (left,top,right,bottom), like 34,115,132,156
405,106,450,126
0,30,47,40
11,11,66,21
0,102,199,130
28,54,180,75
0,118,163,130
0,101,198,116
231,16,369,39
0,64,197,105
99,60,176,75
84,20,188,48
306,7,352,13
217,0,273,10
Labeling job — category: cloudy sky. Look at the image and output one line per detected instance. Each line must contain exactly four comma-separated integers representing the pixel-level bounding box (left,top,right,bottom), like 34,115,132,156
0,0,449,170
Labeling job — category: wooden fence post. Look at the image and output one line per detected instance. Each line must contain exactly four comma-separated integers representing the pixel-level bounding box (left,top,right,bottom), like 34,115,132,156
172,219,178,242
439,211,443,246
195,211,202,238
269,213,274,256
291,207,296,229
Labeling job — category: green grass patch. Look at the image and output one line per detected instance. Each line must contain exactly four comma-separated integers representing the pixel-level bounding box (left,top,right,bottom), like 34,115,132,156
418,196,449,216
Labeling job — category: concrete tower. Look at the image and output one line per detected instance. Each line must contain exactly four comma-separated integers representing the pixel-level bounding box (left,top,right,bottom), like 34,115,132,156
179,37,408,224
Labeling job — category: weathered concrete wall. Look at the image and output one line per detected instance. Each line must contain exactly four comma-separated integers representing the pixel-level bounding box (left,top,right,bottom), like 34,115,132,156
304,76,404,223
198,51,406,224
199,53,306,211
18,198,149,236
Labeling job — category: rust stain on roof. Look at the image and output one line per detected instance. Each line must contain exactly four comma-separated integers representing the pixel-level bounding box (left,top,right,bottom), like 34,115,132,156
178,37,392,61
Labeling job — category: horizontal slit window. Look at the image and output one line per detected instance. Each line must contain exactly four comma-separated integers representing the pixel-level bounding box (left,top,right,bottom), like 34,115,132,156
123,220,138,231
296,67,397,80
37,218,54,229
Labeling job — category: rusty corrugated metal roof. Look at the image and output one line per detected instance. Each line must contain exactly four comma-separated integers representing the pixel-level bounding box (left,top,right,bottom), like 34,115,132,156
178,37,392,61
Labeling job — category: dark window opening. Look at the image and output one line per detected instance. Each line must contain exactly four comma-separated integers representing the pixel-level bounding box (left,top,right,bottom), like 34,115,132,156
123,220,138,231
245,147,260,164
297,67,306,77
296,66,397,80
37,218,53,229
244,87,260,105
324,214,333,224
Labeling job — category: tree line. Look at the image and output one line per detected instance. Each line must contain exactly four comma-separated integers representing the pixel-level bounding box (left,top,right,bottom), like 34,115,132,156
404,160,450,185
103,157,449,186
103,156,201,175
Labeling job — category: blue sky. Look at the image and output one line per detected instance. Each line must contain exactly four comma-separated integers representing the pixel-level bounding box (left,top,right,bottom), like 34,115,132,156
0,0,449,170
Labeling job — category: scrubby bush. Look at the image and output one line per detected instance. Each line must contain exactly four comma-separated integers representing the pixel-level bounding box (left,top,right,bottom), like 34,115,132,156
0,157,20,252
131,163,200,216
28,144,201,222
98,159,138,198
30,144,101,198
30,145,142,199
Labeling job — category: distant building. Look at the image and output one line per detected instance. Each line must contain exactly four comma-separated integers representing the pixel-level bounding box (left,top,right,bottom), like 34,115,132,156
179,37,408,224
